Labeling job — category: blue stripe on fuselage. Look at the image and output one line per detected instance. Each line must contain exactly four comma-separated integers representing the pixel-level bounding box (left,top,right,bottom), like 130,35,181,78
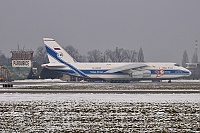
54,69,123,75
55,69,189,75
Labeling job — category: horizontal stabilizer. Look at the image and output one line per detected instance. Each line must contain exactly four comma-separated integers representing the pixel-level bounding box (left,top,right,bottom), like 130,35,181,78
41,63,66,68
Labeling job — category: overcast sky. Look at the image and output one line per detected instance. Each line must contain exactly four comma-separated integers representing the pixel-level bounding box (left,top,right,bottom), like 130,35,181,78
0,0,200,64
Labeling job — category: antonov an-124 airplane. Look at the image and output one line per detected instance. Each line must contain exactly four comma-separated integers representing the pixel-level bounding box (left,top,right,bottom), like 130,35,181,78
42,38,191,83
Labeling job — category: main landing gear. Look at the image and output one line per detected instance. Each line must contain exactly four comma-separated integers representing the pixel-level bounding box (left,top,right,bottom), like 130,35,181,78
110,80,130,83
152,79,172,83
152,80,161,83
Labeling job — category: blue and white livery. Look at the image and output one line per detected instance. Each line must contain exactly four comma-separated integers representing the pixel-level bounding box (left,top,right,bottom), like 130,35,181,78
42,38,191,82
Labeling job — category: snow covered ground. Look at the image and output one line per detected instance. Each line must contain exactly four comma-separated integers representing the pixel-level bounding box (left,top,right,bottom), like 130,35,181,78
0,93,199,103
0,79,199,132
0,93,199,132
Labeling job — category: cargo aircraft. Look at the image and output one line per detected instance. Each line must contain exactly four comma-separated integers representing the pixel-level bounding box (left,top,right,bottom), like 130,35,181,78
42,38,191,83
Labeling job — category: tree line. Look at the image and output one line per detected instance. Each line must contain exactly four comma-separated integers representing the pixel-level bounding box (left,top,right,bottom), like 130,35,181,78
33,45,145,65
1,44,198,68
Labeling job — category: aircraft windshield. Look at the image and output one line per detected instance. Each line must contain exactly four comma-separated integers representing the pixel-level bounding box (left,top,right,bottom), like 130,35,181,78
174,64,180,67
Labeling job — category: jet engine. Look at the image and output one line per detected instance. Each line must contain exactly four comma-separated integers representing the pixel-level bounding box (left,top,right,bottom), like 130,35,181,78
131,70,151,78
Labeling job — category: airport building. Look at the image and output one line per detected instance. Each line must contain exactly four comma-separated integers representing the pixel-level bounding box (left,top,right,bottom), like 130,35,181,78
11,50,34,67
10,50,34,80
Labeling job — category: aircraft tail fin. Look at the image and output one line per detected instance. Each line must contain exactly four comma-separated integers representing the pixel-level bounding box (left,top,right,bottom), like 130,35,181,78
43,38,88,78
43,38,76,64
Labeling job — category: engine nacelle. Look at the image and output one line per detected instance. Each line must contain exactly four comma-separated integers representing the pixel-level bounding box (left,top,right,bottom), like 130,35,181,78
131,70,151,78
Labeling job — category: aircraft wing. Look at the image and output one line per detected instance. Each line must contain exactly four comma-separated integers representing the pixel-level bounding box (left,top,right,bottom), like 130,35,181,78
105,63,148,73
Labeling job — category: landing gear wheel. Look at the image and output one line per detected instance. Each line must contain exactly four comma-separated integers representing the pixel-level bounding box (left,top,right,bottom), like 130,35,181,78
168,80,172,83
152,80,161,82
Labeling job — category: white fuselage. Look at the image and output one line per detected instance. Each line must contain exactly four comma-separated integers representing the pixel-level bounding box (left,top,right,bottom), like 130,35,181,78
45,62,191,81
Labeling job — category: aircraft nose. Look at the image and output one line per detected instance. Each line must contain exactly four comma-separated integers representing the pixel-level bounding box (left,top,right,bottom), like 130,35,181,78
188,70,192,76
185,68,192,76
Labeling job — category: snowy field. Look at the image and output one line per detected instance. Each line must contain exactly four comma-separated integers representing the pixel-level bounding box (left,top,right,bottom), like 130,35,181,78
0,93,199,132
0,79,199,132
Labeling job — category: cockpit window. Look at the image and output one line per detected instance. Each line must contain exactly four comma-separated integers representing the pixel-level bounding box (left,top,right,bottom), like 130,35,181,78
174,64,180,67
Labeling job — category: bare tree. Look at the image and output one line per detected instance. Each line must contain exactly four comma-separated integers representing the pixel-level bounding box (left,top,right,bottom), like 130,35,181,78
0,51,7,65
127,50,138,62
34,46,48,65
182,50,189,67
105,47,137,62
115,47,129,62
64,45,79,61
105,49,116,62
87,49,103,62
64,45,86,62
138,47,144,62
